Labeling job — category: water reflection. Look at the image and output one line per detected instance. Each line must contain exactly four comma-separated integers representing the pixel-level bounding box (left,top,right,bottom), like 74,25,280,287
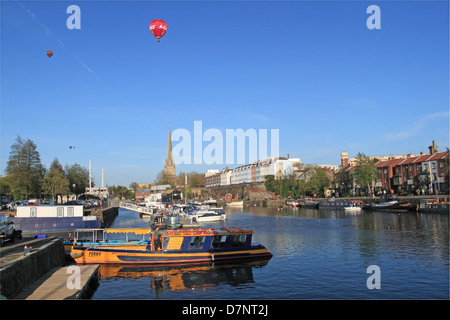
98,260,270,299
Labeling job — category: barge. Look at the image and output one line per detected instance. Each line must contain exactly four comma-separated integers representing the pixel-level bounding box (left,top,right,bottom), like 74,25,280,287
13,205,101,234
70,227,272,265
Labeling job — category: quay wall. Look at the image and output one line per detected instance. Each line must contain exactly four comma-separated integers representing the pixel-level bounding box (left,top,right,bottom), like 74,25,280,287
0,238,65,298
89,206,119,228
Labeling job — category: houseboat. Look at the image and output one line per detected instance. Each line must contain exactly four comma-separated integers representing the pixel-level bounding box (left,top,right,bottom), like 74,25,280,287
362,199,415,212
418,199,450,213
319,199,350,209
298,198,319,209
70,226,272,265
13,205,101,234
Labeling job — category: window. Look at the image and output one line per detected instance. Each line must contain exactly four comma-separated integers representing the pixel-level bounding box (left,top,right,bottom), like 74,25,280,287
67,207,74,217
212,235,227,248
232,234,247,247
189,236,205,249
57,207,64,217
30,207,37,217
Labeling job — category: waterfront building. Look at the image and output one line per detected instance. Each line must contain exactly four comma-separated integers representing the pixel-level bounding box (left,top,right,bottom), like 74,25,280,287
340,141,448,195
85,187,110,199
204,170,221,188
341,151,421,167
204,156,301,188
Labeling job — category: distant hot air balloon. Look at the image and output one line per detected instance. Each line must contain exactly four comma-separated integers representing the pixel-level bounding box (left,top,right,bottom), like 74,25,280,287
149,19,167,42
46,50,53,58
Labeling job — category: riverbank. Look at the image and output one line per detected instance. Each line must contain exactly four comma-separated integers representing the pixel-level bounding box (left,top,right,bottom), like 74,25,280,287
242,195,449,208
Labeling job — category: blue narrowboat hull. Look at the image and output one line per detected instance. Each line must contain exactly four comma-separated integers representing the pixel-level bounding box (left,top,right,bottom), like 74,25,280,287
12,217,101,234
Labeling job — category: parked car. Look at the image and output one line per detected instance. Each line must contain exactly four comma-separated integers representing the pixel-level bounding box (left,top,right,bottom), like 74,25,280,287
1,201,11,210
0,213,22,246
41,200,54,205
27,199,41,206
9,200,27,209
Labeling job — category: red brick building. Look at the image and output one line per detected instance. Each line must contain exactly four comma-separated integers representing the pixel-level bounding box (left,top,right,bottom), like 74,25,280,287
341,148,448,195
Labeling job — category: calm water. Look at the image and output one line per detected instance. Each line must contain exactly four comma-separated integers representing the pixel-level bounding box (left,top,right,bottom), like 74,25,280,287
91,207,449,300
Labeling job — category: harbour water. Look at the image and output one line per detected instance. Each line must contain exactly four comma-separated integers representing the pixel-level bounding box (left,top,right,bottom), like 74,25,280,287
90,206,449,300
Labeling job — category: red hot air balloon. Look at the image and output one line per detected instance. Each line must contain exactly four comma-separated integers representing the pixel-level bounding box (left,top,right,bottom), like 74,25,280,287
46,50,53,58
149,19,167,42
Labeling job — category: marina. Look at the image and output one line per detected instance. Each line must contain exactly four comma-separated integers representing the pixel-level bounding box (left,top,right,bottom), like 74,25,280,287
92,206,449,299
0,204,448,300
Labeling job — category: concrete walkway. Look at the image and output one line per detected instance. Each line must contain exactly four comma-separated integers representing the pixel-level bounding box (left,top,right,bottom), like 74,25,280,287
14,265,99,300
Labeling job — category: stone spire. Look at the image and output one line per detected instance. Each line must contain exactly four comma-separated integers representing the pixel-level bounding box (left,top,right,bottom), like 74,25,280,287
163,123,176,179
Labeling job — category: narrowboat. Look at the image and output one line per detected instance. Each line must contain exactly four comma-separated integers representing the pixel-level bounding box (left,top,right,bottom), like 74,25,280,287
362,199,415,212
70,227,272,265
298,198,319,209
12,205,101,234
319,199,350,209
418,199,450,213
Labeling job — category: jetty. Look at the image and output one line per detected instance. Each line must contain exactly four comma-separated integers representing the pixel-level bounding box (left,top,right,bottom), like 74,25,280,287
0,236,98,299
13,265,99,300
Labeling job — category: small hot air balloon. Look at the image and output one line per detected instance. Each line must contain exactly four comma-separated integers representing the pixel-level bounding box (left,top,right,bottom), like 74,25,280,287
46,50,53,58
149,19,167,42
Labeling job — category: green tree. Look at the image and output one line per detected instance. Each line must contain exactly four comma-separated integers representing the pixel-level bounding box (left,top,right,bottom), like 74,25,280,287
304,168,331,197
353,153,378,195
5,136,45,199
65,163,90,199
0,176,11,199
42,158,70,202
335,165,352,196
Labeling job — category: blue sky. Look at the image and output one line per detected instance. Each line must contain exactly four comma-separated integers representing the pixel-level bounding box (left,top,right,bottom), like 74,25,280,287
1,0,449,187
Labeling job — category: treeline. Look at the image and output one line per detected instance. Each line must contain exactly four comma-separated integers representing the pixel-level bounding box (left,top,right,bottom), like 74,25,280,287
264,153,380,198
1,136,90,202
265,168,331,198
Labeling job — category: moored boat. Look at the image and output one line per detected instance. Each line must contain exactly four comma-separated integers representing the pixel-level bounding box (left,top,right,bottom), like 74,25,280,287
298,198,319,209
12,205,101,234
418,199,450,213
344,200,363,212
319,199,350,209
70,226,272,265
363,199,415,212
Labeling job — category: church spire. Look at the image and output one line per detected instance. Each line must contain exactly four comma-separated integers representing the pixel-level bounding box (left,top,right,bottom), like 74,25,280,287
163,123,176,179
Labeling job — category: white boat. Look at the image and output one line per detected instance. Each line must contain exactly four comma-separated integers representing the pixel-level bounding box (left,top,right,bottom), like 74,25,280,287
190,208,226,222
227,201,243,207
344,200,363,212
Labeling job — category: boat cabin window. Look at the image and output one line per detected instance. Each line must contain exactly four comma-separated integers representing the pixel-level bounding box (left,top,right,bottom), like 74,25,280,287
30,207,37,217
189,236,205,249
67,207,74,217
57,207,64,217
232,234,247,247
212,235,227,248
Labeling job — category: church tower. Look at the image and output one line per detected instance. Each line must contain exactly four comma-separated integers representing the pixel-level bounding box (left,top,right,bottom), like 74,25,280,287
163,124,176,179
